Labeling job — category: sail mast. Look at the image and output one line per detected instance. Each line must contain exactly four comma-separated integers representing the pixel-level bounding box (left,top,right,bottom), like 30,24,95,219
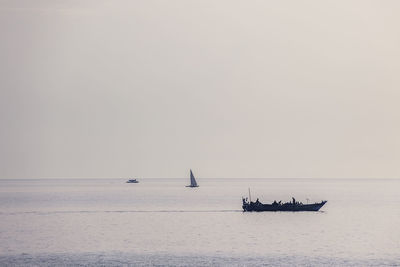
248,188,252,202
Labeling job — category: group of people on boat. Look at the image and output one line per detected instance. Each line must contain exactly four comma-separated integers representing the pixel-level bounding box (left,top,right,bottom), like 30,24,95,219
272,200,282,206
243,197,303,206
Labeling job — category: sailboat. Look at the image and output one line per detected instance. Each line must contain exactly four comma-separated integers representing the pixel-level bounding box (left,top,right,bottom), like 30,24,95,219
186,169,199,187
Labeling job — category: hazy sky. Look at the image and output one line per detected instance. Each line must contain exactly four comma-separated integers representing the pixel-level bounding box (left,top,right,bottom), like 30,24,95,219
1,1,399,178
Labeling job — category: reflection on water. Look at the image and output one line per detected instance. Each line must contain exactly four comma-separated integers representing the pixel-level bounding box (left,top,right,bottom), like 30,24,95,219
0,178,399,266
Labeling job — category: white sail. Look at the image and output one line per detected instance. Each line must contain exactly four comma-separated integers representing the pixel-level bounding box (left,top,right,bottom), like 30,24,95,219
189,169,198,187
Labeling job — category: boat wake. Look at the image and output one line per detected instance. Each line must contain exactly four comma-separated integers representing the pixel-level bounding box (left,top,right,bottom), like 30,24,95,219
0,210,242,215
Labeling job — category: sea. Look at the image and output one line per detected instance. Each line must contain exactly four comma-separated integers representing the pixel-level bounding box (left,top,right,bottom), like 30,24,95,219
0,178,399,266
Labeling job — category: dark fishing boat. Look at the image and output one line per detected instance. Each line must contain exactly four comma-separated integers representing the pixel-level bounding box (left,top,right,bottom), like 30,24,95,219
126,179,139,183
242,197,327,212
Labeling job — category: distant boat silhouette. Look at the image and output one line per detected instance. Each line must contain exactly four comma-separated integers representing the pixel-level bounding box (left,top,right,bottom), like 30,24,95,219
186,169,198,187
242,196,327,212
126,178,139,183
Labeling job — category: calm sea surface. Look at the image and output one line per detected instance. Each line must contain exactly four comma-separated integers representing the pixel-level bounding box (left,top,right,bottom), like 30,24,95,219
0,178,399,266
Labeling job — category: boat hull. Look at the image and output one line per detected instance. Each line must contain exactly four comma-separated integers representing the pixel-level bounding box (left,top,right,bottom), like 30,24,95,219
243,201,327,212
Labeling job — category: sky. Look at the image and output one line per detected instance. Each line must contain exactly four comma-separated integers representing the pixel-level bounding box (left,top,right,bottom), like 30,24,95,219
1,0,399,179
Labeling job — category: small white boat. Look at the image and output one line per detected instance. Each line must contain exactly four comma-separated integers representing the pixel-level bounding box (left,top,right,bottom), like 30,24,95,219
126,179,139,183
